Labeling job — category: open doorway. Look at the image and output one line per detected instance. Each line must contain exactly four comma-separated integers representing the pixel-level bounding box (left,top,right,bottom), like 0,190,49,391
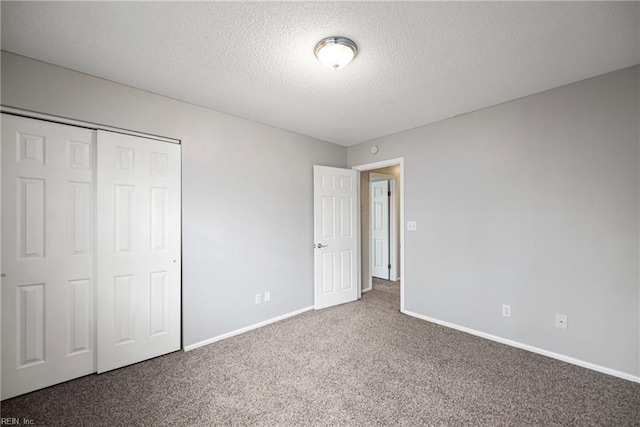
363,168,400,287
353,158,404,312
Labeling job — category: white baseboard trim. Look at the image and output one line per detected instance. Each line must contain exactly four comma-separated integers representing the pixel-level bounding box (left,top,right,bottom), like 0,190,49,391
362,287,373,293
184,306,314,352
402,309,640,383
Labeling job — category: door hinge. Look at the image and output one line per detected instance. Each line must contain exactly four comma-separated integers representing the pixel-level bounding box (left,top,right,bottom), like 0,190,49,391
388,191,391,196
388,264,391,269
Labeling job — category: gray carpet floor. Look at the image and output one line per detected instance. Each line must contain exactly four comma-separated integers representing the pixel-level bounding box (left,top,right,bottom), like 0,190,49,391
2,279,639,426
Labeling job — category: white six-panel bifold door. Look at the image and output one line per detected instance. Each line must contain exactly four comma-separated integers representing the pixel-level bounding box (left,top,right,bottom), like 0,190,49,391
0,113,182,400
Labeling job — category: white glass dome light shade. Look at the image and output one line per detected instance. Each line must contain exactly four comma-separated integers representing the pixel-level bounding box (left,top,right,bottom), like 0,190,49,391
314,37,358,70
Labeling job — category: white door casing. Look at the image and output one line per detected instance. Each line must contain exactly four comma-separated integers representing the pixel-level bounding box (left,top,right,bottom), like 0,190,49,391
371,180,390,280
352,157,405,312
1,114,96,399
96,130,181,373
313,165,359,310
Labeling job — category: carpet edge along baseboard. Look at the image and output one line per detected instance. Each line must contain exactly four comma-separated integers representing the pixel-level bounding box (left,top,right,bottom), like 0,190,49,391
402,309,640,384
183,306,315,351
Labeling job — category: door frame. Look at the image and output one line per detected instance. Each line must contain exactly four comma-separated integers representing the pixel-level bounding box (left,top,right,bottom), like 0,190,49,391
369,173,398,284
352,157,405,312
1,106,179,145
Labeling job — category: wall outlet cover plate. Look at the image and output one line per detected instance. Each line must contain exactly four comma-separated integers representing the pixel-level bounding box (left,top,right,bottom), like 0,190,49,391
502,305,511,317
555,313,568,329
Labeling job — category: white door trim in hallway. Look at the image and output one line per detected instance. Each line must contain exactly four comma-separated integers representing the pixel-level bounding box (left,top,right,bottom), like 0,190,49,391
352,158,405,312
369,172,398,284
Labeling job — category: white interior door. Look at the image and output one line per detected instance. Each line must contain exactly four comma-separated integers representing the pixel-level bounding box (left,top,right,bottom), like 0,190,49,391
97,130,181,373
1,114,96,399
371,180,390,280
313,165,358,309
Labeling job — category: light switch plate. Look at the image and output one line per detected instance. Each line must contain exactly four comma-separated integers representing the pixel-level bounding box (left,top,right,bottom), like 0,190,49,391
407,221,417,231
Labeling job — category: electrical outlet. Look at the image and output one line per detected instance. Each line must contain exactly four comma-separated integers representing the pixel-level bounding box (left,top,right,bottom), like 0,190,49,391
502,304,511,318
255,293,261,304
264,291,270,302
555,313,568,330
407,221,417,231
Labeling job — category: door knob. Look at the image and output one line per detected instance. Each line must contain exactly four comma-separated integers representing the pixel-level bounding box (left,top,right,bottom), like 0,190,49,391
315,243,328,249
1,273,6,278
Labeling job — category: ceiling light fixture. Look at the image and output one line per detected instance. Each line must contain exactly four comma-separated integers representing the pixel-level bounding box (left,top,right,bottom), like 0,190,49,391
314,37,358,70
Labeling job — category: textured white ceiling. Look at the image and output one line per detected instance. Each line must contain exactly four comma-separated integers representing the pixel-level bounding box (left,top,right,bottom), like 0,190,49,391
1,2,639,146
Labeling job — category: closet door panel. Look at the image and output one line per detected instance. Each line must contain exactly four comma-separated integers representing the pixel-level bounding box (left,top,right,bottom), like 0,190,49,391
1,114,95,399
97,130,181,373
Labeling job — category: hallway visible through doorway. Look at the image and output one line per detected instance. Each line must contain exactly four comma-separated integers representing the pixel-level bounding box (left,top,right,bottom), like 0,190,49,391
360,165,401,292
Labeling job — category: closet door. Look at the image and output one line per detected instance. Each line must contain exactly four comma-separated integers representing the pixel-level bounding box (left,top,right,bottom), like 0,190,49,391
96,130,181,373
1,114,95,399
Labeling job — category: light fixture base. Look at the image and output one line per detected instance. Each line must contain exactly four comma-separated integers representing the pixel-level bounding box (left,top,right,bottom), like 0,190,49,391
314,37,358,70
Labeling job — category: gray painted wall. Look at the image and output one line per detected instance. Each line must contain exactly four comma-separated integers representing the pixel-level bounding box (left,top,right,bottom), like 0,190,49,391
1,51,347,347
2,50,638,378
349,66,640,377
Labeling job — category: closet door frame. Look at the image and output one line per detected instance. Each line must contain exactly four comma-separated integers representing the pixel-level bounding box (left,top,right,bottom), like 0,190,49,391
0,107,182,398
0,107,180,145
